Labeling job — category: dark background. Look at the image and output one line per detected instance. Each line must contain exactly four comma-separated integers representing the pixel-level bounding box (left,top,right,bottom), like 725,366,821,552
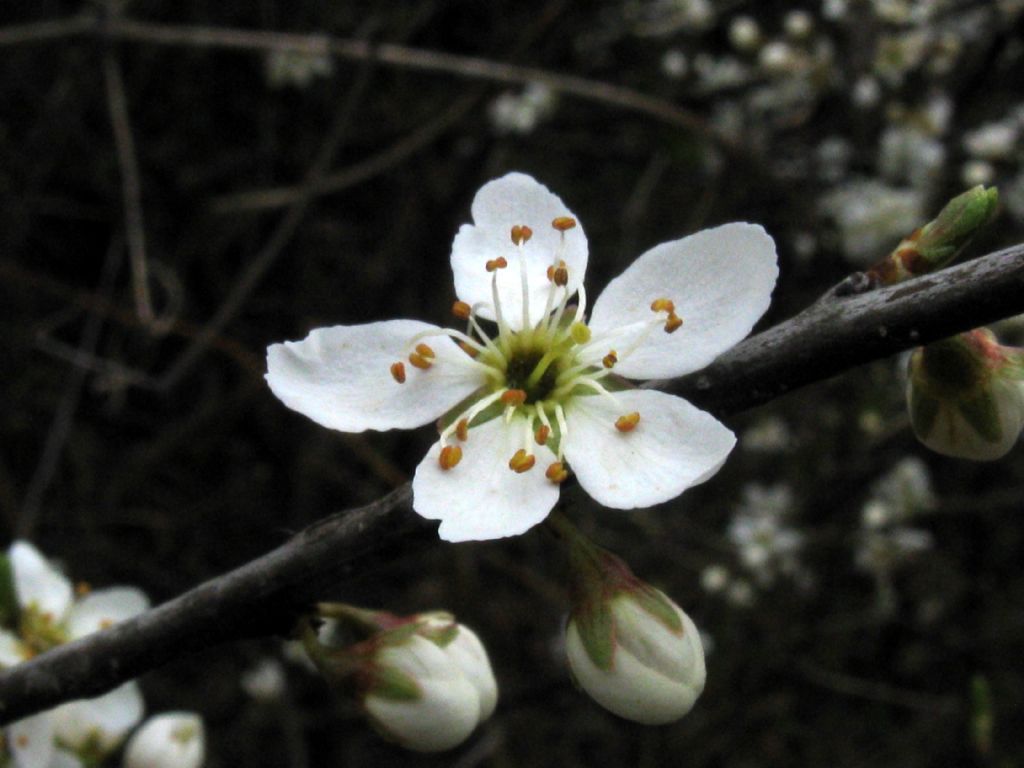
2,1,1024,765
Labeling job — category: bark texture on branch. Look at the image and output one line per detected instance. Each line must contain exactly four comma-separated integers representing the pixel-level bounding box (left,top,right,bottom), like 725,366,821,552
1,244,1023,724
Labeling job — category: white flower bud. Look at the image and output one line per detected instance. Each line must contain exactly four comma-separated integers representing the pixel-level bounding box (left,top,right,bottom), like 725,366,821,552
566,589,706,725
728,16,761,52
419,618,498,721
363,634,481,752
123,712,205,768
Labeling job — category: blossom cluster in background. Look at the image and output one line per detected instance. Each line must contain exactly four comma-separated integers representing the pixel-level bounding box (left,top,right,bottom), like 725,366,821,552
0,543,204,768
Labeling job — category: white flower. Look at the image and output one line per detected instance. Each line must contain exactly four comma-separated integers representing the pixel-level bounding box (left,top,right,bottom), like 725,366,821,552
123,712,206,768
362,634,483,752
1,541,149,768
565,589,706,725
266,173,777,542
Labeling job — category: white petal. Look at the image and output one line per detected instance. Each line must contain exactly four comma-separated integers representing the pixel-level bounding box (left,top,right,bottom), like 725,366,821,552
562,389,735,509
266,319,485,433
446,624,499,721
413,416,560,541
0,629,26,668
50,750,86,768
587,223,777,379
66,587,150,640
123,712,205,768
450,173,588,330
50,682,145,754
5,713,54,768
9,541,73,620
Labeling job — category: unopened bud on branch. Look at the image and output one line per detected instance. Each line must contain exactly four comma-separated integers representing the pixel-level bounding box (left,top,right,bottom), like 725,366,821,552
907,328,1024,460
866,185,998,286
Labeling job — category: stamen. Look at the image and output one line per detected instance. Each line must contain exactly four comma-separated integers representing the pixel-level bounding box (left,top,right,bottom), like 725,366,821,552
509,449,536,473
486,257,508,272
501,389,527,407
535,424,551,445
439,445,463,470
664,313,683,334
602,350,618,369
615,412,641,432
511,224,533,245
415,343,436,360
552,216,577,231
408,352,433,370
570,322,591,344
455,418,470,442
546,260,569,287
452,300,472,320
650,298,676,314
457,341,479,358
390,361,407,383
439,390,504,444
546,461,569,483
555,404,569,459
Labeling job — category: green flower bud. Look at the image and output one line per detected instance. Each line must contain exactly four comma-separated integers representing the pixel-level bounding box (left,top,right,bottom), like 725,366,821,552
867,185,998,285
907,329,1024,460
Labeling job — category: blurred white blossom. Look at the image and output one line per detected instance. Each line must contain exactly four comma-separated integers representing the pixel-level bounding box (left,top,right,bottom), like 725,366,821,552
265,47,333,89
489,83,558,135
821,180,924,264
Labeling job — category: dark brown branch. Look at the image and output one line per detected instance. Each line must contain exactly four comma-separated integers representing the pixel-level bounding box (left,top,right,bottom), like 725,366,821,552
2,245,1024,723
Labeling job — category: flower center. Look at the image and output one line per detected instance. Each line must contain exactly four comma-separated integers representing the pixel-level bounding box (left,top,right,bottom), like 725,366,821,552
389,217,684,482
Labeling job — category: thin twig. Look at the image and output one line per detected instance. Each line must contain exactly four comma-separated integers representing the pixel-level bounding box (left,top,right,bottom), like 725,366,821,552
209,94,478,214
2,244,1024,722
0,15,92,46
102,49,154,326
17,240,123,538
92,18,730,152
154,38,379,392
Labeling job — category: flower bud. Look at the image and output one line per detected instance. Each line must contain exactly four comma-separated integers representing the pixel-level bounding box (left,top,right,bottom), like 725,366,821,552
866,186,998,286
554,515,705,724
361,633,481,752
123,712,205,768
907,329,1024,460
417,614,498,721
303,604,498,752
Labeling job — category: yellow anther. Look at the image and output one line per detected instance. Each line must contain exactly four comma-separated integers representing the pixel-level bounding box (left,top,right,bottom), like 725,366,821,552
511,224,533,245
552,216,577,232
570,322,591,344
390,362,407,383
664,313,683,334
509,449,536,473
535,424,551,445
501,389,527,407
615,412,641,432
452,300,472,320
455,418,470,442
408,352,433,370
75,581,92,597
457,341,479,358
602,350,618,369
486,257,508,272
650,298,676,314
99,618,114,630
546,461,569,483
439,445,463,470
415,343,436,360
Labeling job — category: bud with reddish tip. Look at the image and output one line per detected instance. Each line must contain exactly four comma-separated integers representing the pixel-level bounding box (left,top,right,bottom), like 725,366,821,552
302,604,498,752
552,515,706,724
866,185,999,286
907,329,1024,460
